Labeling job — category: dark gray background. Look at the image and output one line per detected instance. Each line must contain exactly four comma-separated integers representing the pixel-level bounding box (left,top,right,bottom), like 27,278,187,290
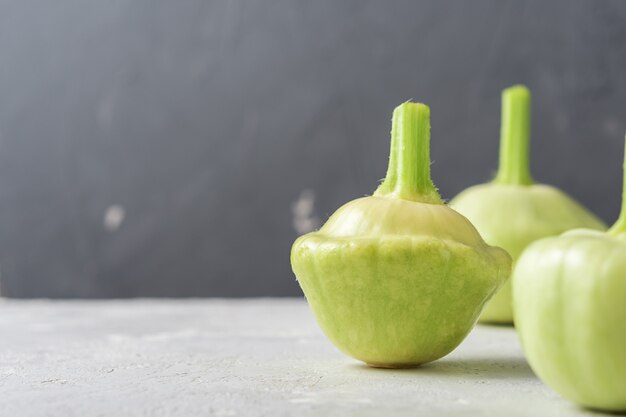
1,0,625,298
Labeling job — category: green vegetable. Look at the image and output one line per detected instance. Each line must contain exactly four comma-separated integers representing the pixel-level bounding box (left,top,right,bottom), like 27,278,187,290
450,85,606,324
513,138,626,412
291,102,511,368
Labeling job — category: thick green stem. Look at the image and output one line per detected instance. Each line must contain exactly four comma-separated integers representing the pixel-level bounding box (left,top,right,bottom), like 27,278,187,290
609,136,626,236
494,85,534,186
374,102,442,204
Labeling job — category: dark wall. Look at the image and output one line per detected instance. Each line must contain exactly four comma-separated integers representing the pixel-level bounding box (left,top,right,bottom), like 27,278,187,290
1,0,625,297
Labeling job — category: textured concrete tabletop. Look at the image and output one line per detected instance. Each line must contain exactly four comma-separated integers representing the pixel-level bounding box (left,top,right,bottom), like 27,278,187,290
0,298,604,416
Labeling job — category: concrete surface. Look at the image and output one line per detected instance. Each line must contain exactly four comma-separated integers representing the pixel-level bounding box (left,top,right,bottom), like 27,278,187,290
0,298,608,416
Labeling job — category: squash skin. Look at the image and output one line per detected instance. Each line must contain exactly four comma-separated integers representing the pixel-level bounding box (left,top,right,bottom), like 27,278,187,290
292,196,510,367
513,229,626,411
451,183,606,324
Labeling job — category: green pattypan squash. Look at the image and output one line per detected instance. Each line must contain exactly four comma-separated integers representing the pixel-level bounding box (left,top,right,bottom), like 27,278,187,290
513,138,626,412
291,102,511,368
450,85,606,324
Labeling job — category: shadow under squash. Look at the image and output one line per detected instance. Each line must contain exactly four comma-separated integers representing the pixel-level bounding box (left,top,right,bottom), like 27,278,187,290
351,356,535,380
584,406,626,416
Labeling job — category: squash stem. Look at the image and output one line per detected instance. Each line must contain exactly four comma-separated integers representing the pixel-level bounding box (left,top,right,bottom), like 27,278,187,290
609,136,626,236
374,102,442,204
494,85,534,186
